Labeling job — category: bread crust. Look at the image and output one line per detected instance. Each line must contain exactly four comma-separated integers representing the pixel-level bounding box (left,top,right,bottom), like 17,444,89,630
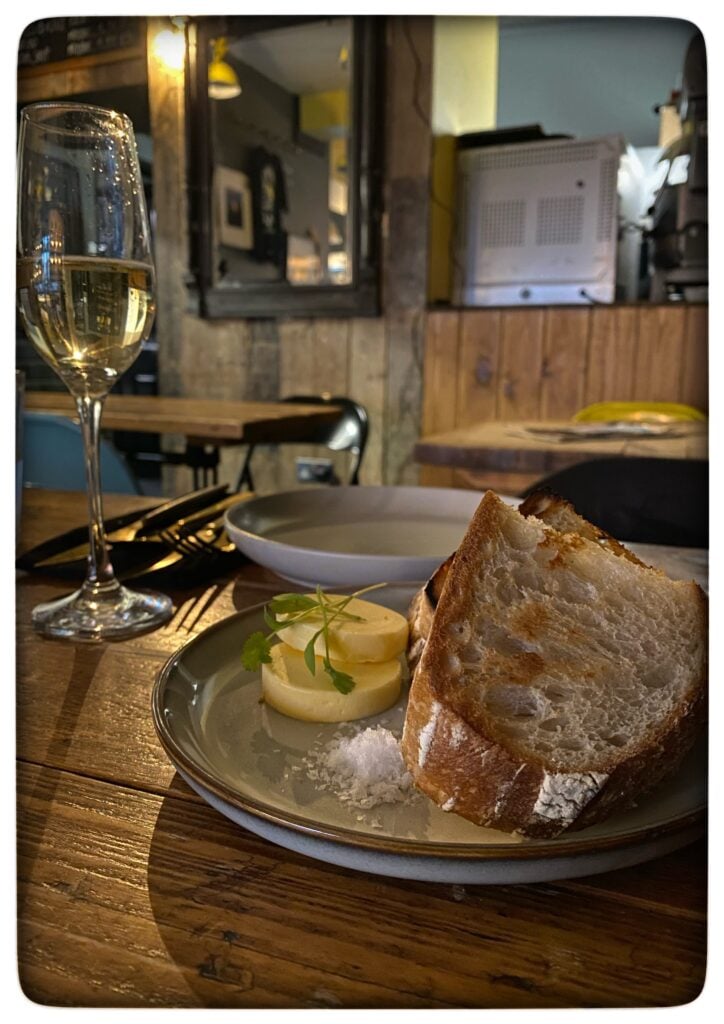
400,491,708,838
517,491,650,567
407,553,453,674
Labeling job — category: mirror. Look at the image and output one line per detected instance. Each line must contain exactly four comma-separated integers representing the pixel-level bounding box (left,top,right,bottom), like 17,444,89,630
186,15,383,318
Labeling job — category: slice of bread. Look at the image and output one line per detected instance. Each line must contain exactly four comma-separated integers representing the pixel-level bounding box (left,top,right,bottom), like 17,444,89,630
518,490,649,567
400,490,707,838
407,490,651,674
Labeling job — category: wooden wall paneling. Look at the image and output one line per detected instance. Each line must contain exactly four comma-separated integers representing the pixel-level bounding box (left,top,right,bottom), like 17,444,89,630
540,308,591,419
419,310,459,486
497,309,545,420
384,17,434,183
309,320,351,394
246,321,281,402
262,320,310,492
182,320,255,490
18,52,147,104
456,310,502,425
680,305,709,413
148,20,194,494
421,310,460,434
215,320,280,493
147,21,191,400
584,307,639,405
384,311,427,485
177,321,252,401
309,320,352,484
632,306,687,402
275,320,351,491
278,321,315,396
349,319,387,485
382,17,433,487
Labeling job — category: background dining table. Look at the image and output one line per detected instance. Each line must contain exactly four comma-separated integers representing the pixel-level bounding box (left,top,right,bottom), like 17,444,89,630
15,488,708,1009
414,419,708,476
24,391,341,445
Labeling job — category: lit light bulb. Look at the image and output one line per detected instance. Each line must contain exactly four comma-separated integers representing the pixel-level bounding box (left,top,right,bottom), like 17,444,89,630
152,27,186,72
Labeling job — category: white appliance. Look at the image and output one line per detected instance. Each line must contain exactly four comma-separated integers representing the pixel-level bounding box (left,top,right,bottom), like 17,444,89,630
452,134,624,306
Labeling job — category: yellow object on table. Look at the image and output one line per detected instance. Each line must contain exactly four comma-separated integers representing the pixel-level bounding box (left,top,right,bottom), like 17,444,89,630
573,402,707,424
262,643,403,722
277,595,409,664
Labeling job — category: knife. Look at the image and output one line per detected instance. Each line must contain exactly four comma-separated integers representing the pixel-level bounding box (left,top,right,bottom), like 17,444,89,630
24,496,245,582
16,483,230,571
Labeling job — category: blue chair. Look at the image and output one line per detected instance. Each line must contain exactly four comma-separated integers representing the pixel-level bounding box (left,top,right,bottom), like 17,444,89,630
22,411,141,495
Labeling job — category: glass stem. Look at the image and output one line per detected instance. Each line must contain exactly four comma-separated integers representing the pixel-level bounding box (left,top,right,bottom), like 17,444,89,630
76,395,117,591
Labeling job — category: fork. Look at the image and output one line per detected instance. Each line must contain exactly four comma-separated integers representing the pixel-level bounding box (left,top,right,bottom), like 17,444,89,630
158,518,227,558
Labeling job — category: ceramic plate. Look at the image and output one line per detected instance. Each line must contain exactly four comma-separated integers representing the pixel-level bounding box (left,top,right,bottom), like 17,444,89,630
153,575,707,885
223,486,515,587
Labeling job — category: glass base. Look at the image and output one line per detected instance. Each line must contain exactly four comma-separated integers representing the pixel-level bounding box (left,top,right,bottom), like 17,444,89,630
31,578,173,641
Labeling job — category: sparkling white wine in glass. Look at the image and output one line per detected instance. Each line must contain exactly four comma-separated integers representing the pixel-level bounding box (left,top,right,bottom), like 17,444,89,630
17,256,155,397
17,102,173,640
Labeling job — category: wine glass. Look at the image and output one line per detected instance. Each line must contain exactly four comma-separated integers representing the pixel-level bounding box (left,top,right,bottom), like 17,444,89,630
17,102,173,640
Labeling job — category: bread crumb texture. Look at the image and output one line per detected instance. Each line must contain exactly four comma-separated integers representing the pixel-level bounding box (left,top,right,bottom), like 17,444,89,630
418,493,706,776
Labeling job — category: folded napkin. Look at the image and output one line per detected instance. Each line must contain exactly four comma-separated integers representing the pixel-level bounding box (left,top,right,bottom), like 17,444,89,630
519,422,687,442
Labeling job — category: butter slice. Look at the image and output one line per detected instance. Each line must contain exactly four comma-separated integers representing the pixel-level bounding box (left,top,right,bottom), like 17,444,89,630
276,595,409,664
262,643,402,722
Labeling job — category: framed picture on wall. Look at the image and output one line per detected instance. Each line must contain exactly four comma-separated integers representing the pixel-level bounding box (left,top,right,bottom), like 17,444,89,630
215,165,253,249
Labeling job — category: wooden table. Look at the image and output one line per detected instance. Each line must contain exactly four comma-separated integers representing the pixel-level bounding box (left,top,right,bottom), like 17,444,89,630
25,392,342,489
25,391,340,445
16,490,707,1008
414,420,708,476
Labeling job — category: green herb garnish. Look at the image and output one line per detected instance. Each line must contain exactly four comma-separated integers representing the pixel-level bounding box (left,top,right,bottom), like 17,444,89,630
241,583,386,693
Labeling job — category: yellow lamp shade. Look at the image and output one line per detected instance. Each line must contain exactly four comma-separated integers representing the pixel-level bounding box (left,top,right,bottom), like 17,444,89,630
208,38,241,100
209,59,241,100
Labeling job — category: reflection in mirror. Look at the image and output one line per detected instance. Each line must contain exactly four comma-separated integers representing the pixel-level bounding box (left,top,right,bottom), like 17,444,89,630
187,15,382,318
208,17,353,291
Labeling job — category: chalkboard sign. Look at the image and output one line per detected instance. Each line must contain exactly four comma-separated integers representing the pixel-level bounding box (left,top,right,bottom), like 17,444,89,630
18,17,143,69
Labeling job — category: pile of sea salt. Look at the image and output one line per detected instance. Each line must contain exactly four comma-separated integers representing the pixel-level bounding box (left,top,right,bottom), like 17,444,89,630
303,725,417,809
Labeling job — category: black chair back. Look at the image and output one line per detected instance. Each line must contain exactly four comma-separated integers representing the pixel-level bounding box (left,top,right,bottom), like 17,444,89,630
521,457,708,548
236,394,369,491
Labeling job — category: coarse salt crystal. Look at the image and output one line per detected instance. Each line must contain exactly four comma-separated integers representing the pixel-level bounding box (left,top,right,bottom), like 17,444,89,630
303,726,416,809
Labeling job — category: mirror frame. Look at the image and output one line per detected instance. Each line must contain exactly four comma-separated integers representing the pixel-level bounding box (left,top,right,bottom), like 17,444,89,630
185,15,385,319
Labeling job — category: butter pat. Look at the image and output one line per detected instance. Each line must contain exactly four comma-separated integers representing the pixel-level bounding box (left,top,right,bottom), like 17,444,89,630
277,595,409,664
262,643,402,723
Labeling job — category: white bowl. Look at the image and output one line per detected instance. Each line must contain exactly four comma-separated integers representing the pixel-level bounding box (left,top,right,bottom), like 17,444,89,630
224,485,500,588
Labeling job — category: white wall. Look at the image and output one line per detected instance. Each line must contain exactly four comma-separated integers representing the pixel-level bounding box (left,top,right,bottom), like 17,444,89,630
432,16,498,135
496,17,700,147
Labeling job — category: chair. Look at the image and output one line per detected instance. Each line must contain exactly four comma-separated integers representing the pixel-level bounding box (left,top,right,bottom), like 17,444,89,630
236,395,369,492
22,411,142,495
520,456,708,548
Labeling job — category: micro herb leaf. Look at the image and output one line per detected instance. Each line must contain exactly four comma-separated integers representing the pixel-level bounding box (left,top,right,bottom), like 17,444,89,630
241,631,273,671
242,583,389,694
263,606,280,631
269,594,318,616
324,660,356,695
304,634,320,676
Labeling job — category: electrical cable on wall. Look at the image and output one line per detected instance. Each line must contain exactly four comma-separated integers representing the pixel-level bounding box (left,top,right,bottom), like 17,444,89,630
401,18,466,290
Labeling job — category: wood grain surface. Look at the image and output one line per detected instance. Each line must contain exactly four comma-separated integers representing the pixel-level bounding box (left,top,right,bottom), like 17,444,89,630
15,489,708,1008
24,392,340,444
419,304,708,494
414,420,708,475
